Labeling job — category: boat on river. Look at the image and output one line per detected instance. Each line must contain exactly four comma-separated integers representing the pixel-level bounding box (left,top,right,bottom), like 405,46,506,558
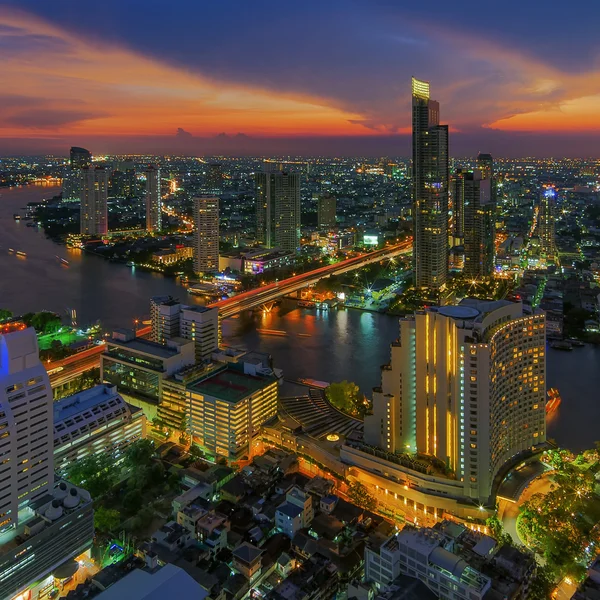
550,340,573,351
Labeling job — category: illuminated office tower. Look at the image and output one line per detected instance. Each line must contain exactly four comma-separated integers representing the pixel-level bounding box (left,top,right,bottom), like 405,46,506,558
0,328,53,531
206,162,224,193
63,146,92,201
193,196,219,273
450,170,466,241
476,153,494,190
364,300,546,501
463,171,494,277
70,146,91,170
538,186,557,259
80,166,108,235
255,169,301,252
318,193,336,230
145,165,162,232
412,77,449,290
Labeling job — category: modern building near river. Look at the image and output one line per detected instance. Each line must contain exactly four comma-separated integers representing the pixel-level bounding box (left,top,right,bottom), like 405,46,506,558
193,195,219,273
0,328,54,532
159,363,278,462
53,384,145,473
150,296,219,362
101,328,195,413
0,329,95,600
80,165,109,236
145,165,162,232
343,300,546,509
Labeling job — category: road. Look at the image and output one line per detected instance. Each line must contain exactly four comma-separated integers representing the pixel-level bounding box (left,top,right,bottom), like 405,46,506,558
46,343,105,388
210,239,412,318
498,472,554,546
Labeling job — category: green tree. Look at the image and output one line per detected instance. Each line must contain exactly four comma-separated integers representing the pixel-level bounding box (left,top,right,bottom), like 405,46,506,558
94,507,121,533
124,439,155,468
0,309,13,322
25,311,62,334
189,444,204,460
527,565,556,600
122,489,143,514
65,452,119,499
325,381,363,416
348,481,376,512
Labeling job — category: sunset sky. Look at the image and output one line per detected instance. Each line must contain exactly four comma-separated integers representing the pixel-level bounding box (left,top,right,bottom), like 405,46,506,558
1,0,600,156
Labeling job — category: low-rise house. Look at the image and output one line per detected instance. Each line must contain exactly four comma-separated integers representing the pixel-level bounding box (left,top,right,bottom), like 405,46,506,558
232,542,263,583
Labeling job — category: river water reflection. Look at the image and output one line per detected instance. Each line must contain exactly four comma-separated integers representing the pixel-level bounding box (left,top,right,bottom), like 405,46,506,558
0,185,597,452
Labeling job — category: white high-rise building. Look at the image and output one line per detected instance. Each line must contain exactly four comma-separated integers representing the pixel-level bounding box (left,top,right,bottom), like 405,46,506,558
180,306,219,362
362,300,546,502
80,166,108,235
150,296,181,344
145,165,162,232
193,196,219,273
0,328,53,531
150,297,219,363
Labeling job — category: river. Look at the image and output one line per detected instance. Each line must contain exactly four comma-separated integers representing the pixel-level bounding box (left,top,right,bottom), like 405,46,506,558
0,185,597,452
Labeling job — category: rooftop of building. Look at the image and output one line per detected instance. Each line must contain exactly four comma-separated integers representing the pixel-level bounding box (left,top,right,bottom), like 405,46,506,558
232,541,262,564
181,305,215,314
108,332,191,359
0,480,92,555
53,383,127,423
277,502,304,519
188,366,275,403
95,563,208,600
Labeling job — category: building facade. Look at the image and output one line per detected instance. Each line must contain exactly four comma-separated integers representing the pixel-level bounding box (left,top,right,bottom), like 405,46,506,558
538,186,557,260
145,165,162,232
101,329,195,409
362,300,546,502
255,170,301,252
80,166,109,235
0,328,54,532
317,193,336,230
187,365,278,460
462,171,494,278
365,525,491,599
63,146,92,202
53,384,145,473
150,297,219,362
193,196,219,273
412,77,449,291
0,481,94,600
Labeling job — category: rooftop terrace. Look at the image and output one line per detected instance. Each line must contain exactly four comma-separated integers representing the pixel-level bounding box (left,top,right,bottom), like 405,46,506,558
189,368,275,403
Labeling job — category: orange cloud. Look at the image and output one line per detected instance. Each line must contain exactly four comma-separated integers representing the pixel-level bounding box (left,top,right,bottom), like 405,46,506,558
0,8,369,139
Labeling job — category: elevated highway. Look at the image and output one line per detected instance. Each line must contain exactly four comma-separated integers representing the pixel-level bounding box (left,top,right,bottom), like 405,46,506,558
210,239,412,319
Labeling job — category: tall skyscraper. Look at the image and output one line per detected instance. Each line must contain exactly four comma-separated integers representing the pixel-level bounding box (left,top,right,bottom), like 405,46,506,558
255,169,301,252
363,300,546,502
0,328,53,530
538,186,557,260
145,165,162,232
80,166,108,235
462,171,495,278
412,77,449,290
193,196,219,273
317,193,336,230
450,170,466,241
69,146,91,170
476,153,494,186
63,146,92,202
206,163,224,193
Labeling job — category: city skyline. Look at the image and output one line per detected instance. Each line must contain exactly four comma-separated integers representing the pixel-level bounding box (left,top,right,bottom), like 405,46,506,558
1,2,600,156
